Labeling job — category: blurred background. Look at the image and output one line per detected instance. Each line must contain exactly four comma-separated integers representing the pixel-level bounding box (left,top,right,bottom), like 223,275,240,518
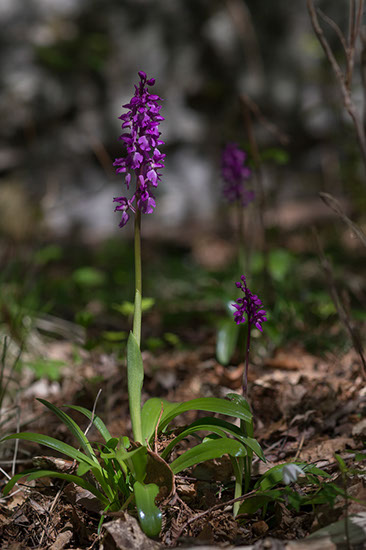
0,0,365,367
1,0,363,242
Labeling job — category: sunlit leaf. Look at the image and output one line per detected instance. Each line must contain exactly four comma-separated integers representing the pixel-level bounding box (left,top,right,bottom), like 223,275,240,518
134,481,162,537
161,417,265,462
170,437,247,474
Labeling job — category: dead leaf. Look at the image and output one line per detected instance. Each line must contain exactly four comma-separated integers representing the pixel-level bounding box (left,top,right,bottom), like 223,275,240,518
103,515,161,550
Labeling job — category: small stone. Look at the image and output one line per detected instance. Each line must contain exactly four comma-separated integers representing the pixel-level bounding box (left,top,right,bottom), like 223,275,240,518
252,520,269,537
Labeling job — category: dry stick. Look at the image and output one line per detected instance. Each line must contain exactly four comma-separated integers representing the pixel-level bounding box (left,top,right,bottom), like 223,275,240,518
39,390,103,547
171,489,257,544
225,0,265,89
240,96,269,278
294,433,305,462
319,191,366,248
314,229,366,380
307,0,366,178
240,93,290,147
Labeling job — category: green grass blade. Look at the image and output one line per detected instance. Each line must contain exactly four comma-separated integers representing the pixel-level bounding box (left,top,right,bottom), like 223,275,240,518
66,405,112,442
2,468,109,505
170,437,247,474
37,399,98,463
1,433,95,466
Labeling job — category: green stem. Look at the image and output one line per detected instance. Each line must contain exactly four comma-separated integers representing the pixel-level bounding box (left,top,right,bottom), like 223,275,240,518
127,205,143,443
230,457,243,517
133,208,142,347
237,202,245,274
243,322,251,396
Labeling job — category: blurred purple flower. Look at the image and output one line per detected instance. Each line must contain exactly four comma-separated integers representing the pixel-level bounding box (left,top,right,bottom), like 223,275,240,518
221,143,254,206
232,276,267,331
113,71,165,227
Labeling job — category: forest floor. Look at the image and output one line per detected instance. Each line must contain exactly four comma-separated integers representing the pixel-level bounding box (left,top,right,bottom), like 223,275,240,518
0,222,365,549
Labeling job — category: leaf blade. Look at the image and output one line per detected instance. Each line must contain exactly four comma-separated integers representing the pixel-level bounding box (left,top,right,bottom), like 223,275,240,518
170,437,247,474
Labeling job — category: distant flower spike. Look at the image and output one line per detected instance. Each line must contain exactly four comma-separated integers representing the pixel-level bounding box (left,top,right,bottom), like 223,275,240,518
232,276,267,331
232,276,267,395
113,71,165,227
221,143,254,206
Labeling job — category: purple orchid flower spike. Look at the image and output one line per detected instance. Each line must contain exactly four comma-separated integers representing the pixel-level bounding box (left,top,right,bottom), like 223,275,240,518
113,71,165,228
232,276,267,394
221,143,254,207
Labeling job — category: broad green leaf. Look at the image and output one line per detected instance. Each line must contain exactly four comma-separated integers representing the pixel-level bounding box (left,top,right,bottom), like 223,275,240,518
161,417,264,462
216,319,239,366
67,405,112,442
134,481,162,537
141,398,176,443
159,397,252,434
170,437,247,474
2,468,109,505
127,332,144,443
37,399,98,463
1,433,95,467
227,393,254,438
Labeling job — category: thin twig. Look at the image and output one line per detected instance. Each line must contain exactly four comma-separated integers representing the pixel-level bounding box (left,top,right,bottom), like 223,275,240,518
307,0,366,176
240,96,271,282
154,402,164,454
319,192,366,248
240,93,289,146
317,8,348,57
84,388,102,438
307,0,346,88
12,392,20,477
314,229,366,380
294,433,305,461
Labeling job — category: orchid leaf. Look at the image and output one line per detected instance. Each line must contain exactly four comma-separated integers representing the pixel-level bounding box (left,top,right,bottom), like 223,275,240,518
161,417,265,461
37,399,98,463
216,319,239,366
141,398,177,443
142,396,252,444
1,432,95,467
170,436,247,474
66,405,112,442
134,481,162,537
2,468,109,505
159,397,252,433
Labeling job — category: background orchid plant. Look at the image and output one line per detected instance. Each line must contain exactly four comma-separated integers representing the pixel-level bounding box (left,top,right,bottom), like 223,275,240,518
1,72,265,538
